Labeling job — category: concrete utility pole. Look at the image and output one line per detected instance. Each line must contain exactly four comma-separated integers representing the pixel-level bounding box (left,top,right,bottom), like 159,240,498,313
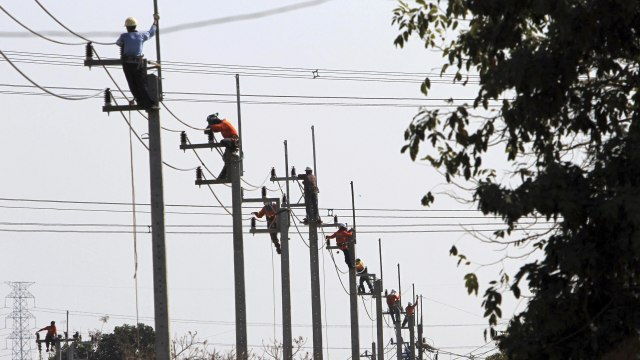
181,132,246,359
371,342,377,360
301,172,323,360
280,143,293,360
374,279,384,360
349,181,360,360
84,2,170,357
376,239,384,360
417,295,424,360
395,264,403,360
229,153,248,359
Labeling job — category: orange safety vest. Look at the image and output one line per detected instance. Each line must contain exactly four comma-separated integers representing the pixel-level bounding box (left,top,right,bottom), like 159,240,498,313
355,261,365,273
209,119,239,139
406,304,416,316
386,294,399,307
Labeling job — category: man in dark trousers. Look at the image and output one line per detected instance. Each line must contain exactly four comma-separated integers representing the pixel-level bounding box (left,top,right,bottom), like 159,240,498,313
326,224,354,269
386,290,402,323
116,14,159,108
355,258,374,293
206,114,239,181
35,321,57,352
402,297,419,328
252,201,282,254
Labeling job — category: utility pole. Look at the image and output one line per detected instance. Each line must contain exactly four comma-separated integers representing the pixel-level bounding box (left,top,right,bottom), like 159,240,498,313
395,264,403,360
83,2,170,356
374,279,384,360
409,285,416,360
280,142,292,360
376,239,384,360
181,132,247,359
371,342,377,360
349,181,360,360
302,172,323,360
417,295,424,360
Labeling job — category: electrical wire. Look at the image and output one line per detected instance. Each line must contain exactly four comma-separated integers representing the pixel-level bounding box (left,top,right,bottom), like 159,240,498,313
0,49,102,99
0,5,84,45
33,0,115,45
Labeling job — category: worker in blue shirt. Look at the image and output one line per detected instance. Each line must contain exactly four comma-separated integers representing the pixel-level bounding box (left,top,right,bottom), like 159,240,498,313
116,14,159,109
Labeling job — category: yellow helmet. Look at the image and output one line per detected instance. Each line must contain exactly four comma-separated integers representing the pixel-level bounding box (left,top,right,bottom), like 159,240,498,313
124,17,138,27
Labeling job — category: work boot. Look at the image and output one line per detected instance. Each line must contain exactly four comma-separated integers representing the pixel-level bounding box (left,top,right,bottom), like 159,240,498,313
275,245,282,255
358,285,365,294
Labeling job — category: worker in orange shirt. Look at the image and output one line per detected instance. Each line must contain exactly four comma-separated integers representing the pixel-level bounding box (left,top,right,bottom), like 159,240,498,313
325,224,353,269
252,201,282,254
35,321,57,352
206,113,239,181
355,258,374,293
402,297,419,327
386,290,402,323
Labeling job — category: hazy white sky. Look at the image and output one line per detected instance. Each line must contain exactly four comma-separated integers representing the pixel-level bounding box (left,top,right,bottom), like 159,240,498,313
0,1,529,358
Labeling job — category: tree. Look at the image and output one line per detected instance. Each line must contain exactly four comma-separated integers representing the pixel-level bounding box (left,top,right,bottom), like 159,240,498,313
392,0,640,358
93,323,155,360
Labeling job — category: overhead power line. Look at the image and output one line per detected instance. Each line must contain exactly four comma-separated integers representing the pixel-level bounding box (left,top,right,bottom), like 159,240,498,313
0,0,334,38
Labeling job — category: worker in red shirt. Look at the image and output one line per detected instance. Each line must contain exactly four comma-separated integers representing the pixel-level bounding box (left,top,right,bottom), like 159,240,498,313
386,290,402,323
206,113,239,181
325,224,353,269
298,167,321,225
252,201,282,254
35,321,57,352
402,297,419,327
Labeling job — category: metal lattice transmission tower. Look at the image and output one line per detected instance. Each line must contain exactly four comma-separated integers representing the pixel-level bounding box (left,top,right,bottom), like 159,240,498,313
5,282,36,360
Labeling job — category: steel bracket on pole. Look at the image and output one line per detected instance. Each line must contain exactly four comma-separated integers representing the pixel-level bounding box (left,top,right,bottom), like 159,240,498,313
84,58,123,67
249,228,279,234
271,176,298,182
196,179,231,185
180,142,227,150
243,197,280,203
103,104,149,112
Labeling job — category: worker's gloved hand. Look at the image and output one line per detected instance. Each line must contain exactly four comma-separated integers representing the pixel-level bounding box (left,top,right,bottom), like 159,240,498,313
251,212,258,216
325,236,330,240
153,13,160,23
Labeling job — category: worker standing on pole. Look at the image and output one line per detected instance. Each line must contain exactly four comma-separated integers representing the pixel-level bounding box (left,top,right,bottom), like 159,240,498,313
298,167,320,223
355,258,374,293
206,114,239,181
116,14,159,109
325,224,354,269
252,202,282,254
386,290,402,323
35,321,57,352
402,297,418,328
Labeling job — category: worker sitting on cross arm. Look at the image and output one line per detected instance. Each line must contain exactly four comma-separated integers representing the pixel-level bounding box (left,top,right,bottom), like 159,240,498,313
206,113,239,181
325,224,354,269
252,201,282,254
116,14,159,109
35,321,57,352
386,290,402,323
402,296,419,328
355,258,374,293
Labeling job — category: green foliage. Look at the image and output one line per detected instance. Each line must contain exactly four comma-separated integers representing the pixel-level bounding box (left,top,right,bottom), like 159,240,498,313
393,0,640,358
93,324,155,360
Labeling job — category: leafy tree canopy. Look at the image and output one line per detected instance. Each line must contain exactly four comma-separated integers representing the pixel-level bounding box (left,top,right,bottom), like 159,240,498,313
393,0,640,358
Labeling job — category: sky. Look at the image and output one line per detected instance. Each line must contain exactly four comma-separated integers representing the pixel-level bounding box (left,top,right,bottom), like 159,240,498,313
0,1,535,359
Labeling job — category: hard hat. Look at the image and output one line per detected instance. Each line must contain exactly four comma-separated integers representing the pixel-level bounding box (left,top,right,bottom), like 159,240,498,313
124,17,138,27
337,223,347,229
391,290,397,294
207,113,221,124
305,167,312,172
356,258,361,262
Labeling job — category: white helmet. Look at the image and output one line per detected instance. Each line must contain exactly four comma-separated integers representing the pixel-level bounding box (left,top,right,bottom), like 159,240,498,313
125,17,138,27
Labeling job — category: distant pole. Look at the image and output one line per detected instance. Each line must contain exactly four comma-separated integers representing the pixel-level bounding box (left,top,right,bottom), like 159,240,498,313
417,295,424,360
235,74,243,174
378,239,383,286
230,153,248,359
409,285,416,360
66,311,69,339
284,141,290,203
311,126,318,183
396,264,402,360
303,175,323,360
374,279,384,360
349,181,360,360
279,202,293,359
371,342,377,360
